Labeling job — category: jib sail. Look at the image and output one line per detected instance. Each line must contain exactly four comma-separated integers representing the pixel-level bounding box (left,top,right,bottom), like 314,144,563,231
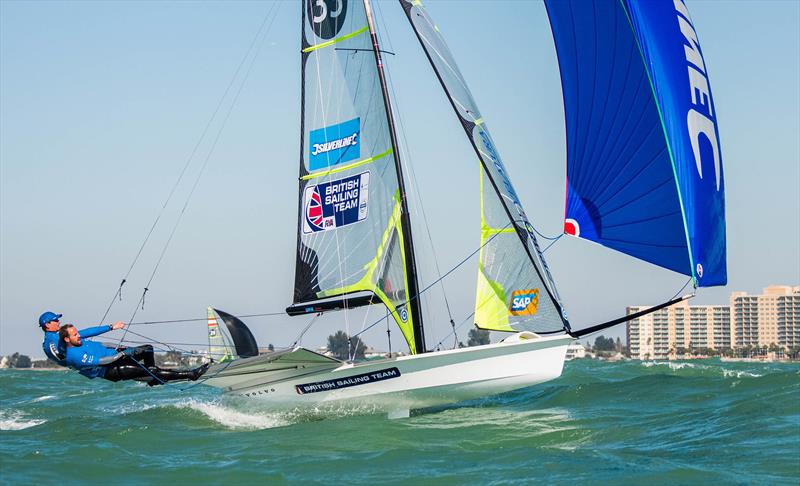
400,0,568,334
544,0,726,287
289,0,424,354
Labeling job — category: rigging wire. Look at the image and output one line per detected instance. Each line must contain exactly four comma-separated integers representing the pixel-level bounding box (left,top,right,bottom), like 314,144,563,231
126,219,516,357
290,314,320,349
115,2,283,349
118,327,196,355
96,1,281,328
671,276,695,300
567,276,697,340
433,311,475,351
530,226,564,241
542,234,563,253
117,339,293,354
128,311,287,326
373,0,457,335
350,219,515,341
385,308,392,356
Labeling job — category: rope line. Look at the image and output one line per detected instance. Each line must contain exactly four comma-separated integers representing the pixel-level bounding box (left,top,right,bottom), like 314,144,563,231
118,219,516,358
542,234,564,253
530,226,563,241
375,0,456,329
433,311,475,351
97,1,281,328
128,311,288,326
115,2,282,349
671,276,694,301
350,220,515,341
290,315,319,349
112,339,293,353
125,355,167,386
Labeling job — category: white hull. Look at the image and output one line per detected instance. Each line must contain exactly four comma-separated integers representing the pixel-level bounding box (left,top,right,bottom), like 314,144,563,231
202,333,573,415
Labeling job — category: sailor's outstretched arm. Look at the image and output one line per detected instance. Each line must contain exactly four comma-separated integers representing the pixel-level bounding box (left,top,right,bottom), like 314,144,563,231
96,351,125,366
78,321,125,339
68,349,125,367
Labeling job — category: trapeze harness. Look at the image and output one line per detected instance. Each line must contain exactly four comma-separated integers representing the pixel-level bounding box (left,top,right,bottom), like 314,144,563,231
104,345,206,384
65,343,206,386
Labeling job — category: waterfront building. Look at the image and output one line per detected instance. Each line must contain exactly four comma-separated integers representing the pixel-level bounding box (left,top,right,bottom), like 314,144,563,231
730,285,800,348
626,300,730,360
565,343,586,361
627,285,799,359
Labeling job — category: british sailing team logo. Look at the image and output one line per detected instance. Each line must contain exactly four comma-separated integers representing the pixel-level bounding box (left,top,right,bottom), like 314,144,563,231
509,288,539,316
303,172,369,234
307,0,348,40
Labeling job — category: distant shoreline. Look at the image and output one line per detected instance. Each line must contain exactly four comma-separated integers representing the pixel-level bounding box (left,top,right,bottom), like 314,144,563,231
0,367,67,372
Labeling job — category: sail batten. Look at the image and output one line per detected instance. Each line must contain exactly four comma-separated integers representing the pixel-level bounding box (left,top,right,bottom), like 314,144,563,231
293,0,423,354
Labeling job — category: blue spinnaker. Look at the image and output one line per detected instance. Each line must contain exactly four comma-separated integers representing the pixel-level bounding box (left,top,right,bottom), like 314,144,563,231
545,0,726,287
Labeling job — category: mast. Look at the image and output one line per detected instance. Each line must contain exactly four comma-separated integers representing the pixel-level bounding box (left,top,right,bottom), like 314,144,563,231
363,0,426,353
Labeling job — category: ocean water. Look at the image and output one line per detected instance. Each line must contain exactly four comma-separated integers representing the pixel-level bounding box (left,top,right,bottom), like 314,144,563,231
1,359,798,485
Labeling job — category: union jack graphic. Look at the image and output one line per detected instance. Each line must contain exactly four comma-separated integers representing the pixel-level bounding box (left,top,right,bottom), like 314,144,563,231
305,186,326,231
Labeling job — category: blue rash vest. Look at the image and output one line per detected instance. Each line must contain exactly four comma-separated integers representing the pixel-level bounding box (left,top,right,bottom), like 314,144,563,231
65,339,120,379
42,325,113,366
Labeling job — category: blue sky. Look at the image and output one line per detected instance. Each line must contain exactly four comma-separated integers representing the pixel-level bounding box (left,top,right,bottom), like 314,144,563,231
1,0,798,357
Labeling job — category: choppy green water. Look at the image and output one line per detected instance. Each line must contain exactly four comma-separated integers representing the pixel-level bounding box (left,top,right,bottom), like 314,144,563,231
1,359,798,485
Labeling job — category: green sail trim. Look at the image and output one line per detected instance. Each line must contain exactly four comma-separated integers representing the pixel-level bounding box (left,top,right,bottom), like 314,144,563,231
475,265,512,332
302,25,369,53
474,165,515,332
300,148,393,181
317,191,417,354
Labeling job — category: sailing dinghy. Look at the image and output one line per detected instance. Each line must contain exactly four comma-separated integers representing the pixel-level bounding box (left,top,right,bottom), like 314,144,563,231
200,0,727,417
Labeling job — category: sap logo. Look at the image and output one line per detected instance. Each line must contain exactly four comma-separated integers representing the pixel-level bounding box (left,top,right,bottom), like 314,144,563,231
675,0,721,190
509,289,539,316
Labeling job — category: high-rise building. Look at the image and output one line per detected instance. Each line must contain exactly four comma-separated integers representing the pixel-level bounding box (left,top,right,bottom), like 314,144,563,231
730,286,800,348
626,300,730,360
627,286,800,359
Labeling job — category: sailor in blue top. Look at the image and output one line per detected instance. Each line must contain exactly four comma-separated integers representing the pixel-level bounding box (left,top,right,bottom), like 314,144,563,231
38,311,124,366
59,324,208,385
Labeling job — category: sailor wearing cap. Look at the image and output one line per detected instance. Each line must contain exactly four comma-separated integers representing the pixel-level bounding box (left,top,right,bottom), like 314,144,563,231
39,311,124,366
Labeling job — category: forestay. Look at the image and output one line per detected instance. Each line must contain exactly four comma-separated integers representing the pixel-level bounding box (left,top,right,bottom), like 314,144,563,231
291,0,421,353
544,0,726,287
400,0,568,334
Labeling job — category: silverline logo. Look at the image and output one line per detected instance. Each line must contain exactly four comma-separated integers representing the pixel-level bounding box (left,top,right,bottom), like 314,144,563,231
311,132,358,157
